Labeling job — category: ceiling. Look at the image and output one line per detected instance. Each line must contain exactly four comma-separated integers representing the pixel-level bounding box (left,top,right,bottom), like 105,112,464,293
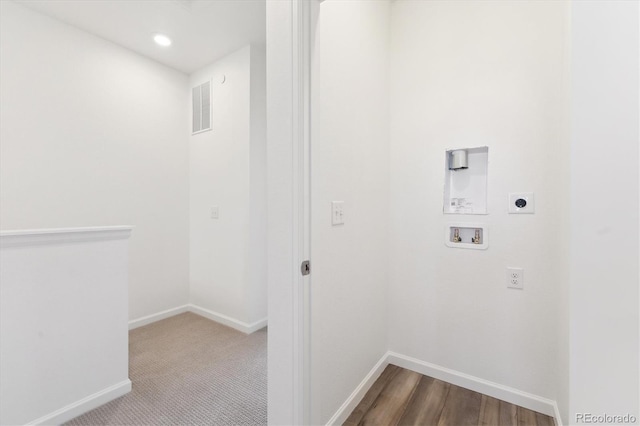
15,0,266,74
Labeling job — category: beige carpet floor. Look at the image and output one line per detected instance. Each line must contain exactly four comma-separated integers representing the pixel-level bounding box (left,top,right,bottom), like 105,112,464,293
66,312,267,426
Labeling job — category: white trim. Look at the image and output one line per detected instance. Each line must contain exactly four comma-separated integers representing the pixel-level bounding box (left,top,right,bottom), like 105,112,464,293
553,400,563,426
326,353,389,426
326,351,563,426
387,352,557,418
189,304,268,334
128,305,190,330
265,0,311,422
293,0,313,423
0,226,133,248
26,379,131,426
128,304,267,334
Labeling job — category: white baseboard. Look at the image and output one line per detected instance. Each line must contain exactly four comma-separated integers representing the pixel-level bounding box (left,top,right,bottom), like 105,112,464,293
189,304,268,334
326,353,390,426
29,305,263,425
327,351,561,426
27,379,131,425
387,352,557,418
128,305,189,330
129,304,267,334
553,401,563,426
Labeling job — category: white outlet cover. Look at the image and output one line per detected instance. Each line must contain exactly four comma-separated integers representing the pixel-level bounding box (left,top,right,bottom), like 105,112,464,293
508,193,535,214
506,267,524,289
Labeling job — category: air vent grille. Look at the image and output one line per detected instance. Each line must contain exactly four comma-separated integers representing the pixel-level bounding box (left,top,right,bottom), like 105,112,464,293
192,80,212,134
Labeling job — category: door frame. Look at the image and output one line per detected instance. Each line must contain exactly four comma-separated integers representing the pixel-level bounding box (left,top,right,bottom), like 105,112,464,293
266,0,314,424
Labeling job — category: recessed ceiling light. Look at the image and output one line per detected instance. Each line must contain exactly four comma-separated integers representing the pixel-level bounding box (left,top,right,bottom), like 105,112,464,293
153,34,172,47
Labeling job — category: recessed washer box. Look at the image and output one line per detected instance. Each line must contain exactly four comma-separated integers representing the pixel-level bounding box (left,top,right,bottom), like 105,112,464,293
445,223,488,250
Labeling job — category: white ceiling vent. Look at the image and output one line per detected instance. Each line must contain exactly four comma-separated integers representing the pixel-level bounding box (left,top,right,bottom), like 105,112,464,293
192,80,212,134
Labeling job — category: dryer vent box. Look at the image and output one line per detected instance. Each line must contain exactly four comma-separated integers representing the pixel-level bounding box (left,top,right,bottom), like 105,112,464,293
443,146,488,215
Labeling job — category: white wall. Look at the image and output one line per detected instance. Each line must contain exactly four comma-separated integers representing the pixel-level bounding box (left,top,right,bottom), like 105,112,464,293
569,1,639,423
388,0,569,402
189,45,267,326
0,2,190,321
1,227,132,425
310,1,390,423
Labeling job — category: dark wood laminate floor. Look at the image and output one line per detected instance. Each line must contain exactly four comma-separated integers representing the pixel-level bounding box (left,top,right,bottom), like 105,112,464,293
344,365,555,426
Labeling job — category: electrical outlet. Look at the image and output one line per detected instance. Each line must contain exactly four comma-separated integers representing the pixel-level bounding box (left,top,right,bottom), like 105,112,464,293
211,206,219,219
506,267,524,289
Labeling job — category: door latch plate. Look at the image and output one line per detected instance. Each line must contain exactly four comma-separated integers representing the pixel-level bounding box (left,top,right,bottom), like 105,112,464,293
301,260,310,276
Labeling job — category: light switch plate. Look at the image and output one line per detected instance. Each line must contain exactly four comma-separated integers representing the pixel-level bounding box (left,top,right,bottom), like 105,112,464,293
508,193,535,214
211,206,219,219
331,201,344,225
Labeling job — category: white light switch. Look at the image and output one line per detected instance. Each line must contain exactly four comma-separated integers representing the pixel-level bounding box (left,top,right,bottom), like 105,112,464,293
211,206,219,219
331,201,344,225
